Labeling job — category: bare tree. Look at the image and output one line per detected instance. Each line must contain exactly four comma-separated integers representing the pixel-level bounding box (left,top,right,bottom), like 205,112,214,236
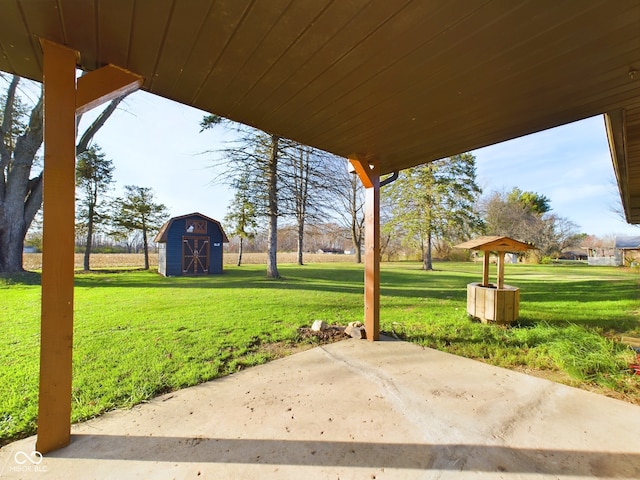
279,144,336,265
0,75,127,273
201,116,283,278
265,134,280,278
202,116,346,272
480,188,580,260
327,157,365,263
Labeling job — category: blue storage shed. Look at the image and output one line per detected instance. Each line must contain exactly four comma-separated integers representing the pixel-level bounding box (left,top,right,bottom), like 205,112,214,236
154,213,229,276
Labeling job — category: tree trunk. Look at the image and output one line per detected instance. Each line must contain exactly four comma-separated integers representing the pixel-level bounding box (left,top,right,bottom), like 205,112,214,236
294,148,309,266
353,218,363,264
297,221,304,266
349,176,363,264
353,228,362,264
0,200,27,273
142,225,150,270
237,237,243,267
423,230,433,270
83,204,94,271
266,135,280,279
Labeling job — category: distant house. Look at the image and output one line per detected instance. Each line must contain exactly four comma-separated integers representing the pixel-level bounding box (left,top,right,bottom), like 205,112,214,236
587,248,621,266
559,251,588,261
615,235,640,266
585,235,640,266
317,248,344,254
154,213,229,276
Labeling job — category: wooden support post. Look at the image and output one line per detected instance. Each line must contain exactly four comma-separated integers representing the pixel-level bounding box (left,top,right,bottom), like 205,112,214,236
37,40,78,454
36,40,142,454
349,157,380,341
482,251,490,287
364,168,381,341
497,251,505,289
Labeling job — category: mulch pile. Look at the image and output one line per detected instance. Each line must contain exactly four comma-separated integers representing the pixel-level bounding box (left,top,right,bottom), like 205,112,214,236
296,325,348,344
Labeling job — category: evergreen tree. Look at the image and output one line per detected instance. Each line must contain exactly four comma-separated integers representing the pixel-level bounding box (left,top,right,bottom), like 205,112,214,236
224,173,259,266
111,186,168,270
384,153,483,270
507,187,551,215
76,144,114,270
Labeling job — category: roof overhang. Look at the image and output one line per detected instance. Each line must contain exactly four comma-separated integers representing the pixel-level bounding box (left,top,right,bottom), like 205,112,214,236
606,105,640,223
1,1,639,220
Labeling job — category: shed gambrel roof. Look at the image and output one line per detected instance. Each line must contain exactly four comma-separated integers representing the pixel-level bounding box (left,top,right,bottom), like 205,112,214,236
1,1,640,222
154,212,229,243
454,236,534,253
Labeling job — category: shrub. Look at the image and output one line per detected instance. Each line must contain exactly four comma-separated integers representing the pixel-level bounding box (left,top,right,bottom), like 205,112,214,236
445,248,471,262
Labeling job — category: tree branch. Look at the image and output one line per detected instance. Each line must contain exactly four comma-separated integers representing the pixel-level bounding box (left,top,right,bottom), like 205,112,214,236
12,92,44,168
24,172,43,226
0,75,19,173
76,95,125,155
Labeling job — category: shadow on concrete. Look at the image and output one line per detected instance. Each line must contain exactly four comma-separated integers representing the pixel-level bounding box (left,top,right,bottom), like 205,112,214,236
51,435,640,477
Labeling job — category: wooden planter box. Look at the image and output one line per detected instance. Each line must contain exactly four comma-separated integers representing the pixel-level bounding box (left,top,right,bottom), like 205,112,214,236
467,282,519,324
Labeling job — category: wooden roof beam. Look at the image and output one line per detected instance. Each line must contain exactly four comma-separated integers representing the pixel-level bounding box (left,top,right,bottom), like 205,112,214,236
76,64,143,115
349,155,378,189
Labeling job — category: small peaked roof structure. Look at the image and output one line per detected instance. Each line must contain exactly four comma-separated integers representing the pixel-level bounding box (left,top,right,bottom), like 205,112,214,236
154,212,229,244
456,236,535,291
455,236,534,253
614,235,640,250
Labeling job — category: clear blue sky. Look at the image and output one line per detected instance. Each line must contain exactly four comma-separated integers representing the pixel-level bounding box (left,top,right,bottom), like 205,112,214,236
80,89,638,238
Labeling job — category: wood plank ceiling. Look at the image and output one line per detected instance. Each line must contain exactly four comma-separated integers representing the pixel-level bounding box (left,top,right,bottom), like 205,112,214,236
1,0,639,220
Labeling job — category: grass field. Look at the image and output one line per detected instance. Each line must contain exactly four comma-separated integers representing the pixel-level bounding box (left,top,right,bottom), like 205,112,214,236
1,258,639,446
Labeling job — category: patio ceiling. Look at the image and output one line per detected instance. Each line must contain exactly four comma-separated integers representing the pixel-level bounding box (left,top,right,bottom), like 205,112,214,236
1,0,639,220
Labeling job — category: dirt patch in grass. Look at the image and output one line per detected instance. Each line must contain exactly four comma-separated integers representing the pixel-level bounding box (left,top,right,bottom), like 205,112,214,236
253,326,350,362
296,325,349,344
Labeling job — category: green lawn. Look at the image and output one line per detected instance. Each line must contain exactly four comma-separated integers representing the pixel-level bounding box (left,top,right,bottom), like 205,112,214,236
1,261,639,446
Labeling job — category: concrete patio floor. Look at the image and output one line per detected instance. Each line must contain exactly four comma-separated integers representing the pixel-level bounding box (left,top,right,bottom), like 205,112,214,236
1,337,640,479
